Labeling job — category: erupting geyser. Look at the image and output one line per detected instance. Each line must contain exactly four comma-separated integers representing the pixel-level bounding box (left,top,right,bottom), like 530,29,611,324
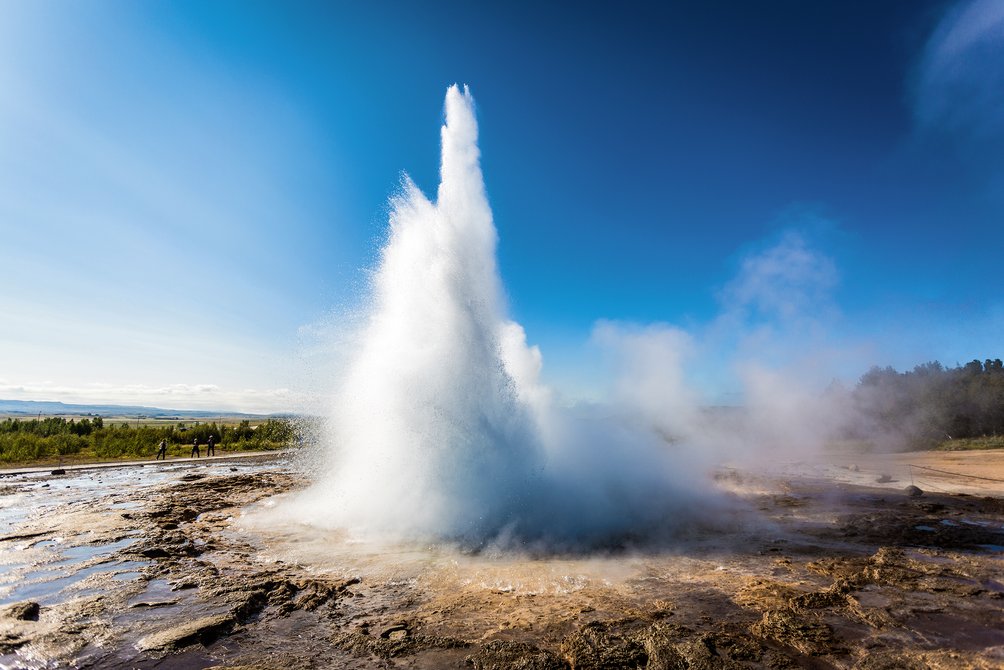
292,86,714,548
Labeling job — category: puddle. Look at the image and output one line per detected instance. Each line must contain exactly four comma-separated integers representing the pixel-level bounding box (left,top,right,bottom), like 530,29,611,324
53,537,137,563
910,610,1004,652
4,565,64,582
0,559,149,605
906,549,955,565
0,561,27,578
113,578,199,630
4,573,84,603
854,587,892,608
113,571,144,581
126,578,178,607
981,579,1004,594
0,495,33,536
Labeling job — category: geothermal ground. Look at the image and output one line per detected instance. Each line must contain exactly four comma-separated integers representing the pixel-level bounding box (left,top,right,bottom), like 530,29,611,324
0,451,1002,669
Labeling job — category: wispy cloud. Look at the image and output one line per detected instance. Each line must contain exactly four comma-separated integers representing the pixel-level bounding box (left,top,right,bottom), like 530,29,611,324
0,380,304,414
914,0,1004,138
718,230,838,324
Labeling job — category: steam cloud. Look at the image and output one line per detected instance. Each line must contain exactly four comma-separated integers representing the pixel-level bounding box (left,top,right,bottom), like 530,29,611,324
289,86,849,549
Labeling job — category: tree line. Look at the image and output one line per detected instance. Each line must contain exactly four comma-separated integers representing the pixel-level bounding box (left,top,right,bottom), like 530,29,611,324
850,358,1004,447
0,417,298,463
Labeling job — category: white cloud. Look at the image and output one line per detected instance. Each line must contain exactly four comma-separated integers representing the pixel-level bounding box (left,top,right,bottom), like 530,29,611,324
718,230,838,323
914,0,1004,137
0,380,304,414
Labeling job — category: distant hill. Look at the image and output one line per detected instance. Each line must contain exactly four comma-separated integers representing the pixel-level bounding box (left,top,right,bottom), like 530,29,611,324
0,398,283,419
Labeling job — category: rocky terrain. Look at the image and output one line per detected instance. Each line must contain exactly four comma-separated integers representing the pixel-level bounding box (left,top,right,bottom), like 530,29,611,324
0,452,1002,668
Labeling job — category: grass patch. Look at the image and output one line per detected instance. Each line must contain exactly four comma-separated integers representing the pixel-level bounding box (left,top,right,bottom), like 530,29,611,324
0,443,290,469
933,436,1004,451
0,417,299,467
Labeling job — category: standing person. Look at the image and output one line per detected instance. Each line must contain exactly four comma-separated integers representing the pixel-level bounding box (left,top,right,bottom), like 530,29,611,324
156,439,167,460
191,437,200,458
206,434,215,457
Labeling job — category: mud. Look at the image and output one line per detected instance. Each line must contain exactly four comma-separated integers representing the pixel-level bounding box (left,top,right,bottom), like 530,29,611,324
0,452,1001,669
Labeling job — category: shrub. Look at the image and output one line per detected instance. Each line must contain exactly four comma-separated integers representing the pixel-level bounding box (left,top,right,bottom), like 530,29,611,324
0,433,48,462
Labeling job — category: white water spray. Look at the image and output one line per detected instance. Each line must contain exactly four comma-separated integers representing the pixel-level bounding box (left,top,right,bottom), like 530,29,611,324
292,86,714,548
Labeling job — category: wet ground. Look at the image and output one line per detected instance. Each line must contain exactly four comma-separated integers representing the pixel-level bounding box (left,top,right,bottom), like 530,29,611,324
0,451,1002,669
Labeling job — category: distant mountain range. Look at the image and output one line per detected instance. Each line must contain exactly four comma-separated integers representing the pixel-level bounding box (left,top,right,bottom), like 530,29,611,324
0,399,285,419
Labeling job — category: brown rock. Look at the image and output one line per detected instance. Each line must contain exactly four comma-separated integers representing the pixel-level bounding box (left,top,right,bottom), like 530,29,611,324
467,639,567,670
2,601,39,621
136,613,235,652
560,622,647,669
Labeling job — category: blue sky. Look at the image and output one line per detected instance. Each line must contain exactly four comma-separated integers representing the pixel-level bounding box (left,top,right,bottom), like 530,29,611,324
1,0,1001,412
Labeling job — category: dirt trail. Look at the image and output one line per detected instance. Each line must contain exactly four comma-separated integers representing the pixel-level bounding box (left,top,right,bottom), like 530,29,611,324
0,449,291,477
824,448,1004,496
